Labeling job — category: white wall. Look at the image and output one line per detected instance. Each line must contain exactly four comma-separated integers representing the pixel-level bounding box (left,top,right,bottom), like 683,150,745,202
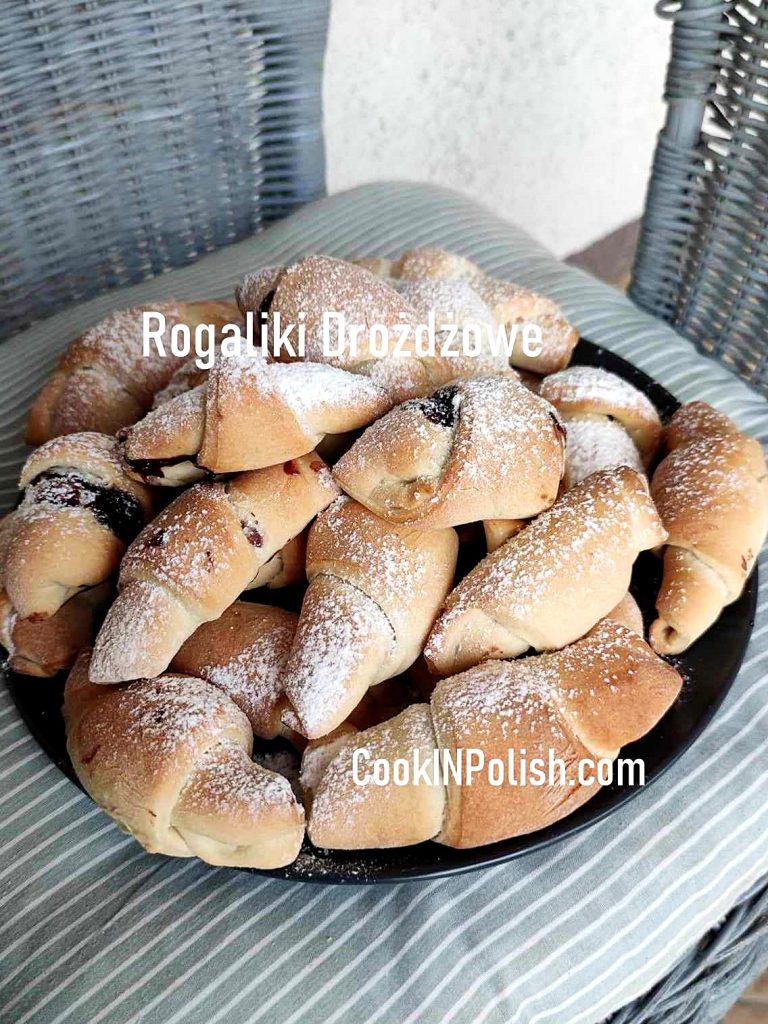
324,0,669,257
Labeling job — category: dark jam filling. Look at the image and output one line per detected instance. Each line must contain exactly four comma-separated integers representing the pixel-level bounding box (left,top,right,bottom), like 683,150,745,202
122,453,209,482
241,522,264,547
29,471,145,544
418,384,459,428
549,411,567,440
257,288,276,318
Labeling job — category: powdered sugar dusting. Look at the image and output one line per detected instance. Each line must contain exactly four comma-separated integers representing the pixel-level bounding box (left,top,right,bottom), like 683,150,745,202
541,366,659,419
427,468,661,662
565,418,643,487
121,674,241,754
285,578,394,736
181,747,297,816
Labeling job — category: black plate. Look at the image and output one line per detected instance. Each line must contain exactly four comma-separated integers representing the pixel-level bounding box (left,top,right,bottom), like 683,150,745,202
5,340,758,884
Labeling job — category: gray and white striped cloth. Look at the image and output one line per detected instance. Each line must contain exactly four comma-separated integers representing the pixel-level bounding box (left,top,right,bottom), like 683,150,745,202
1,183,766,1024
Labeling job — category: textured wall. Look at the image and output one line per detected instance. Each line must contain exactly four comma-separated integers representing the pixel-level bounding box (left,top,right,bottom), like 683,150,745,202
324,0,669,257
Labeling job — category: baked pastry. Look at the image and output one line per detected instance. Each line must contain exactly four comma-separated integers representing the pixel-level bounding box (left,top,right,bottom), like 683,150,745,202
425,467,666,675
305,703,444,849
540,366,662,487
306,621,682,849
0,581,111,678
660,399,739,452
482,518,526,553
26,300,238,444
603,591,644,635
170,601,299,741
241,256,414,370
119,354,392,485
4,433,153,620
89,453,339,682
170,600,414,747
0,508,113,677
238,257,512,403
281,496,458,738
333,376,565,528
151,357,213,408
65,650,304,868
234,265,286,323
392,277,510,360
249,530,307,590
650,402,768,654
357,246,580,374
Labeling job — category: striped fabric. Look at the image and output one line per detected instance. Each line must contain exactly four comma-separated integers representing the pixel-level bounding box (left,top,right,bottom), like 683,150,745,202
1,182,767,1024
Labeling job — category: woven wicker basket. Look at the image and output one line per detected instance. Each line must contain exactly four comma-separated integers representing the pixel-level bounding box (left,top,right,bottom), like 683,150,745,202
631,0,768,393
0,0,328,339
626,2,768,1017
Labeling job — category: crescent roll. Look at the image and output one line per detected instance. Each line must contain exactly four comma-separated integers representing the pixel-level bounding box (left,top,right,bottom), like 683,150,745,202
238,257,512,403
89,453,339,683
26,299,238,444
65,651,304,868
425,466,666,675
171,600,418,747
356,246,580,374
171,602,299,741
0,510,111,677
281,497,458,739
306,621,681,850
120,355,392,485
650,402,768,654
333,375,565,528
4,433,153,620
539,366,662,487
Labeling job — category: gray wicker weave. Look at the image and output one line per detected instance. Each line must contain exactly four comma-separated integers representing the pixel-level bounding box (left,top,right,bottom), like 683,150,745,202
0,0,328,340
611,878,768,1023
629,3,768,1017
630,0,768,392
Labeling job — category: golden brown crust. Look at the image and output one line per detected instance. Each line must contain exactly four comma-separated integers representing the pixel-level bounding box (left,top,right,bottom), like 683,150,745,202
306,621,680,852
262,255,516,404
308,705,445,849
89,453,339,682
170,601,298,739
0,583,111,678
539,366,662,469
270,255,418,369
65,651,304,868
282,497,459,739
121,356,392,482
662,400,739,452
5,434,153,619
473,278,579,375
650,409,768,653
26,300,238,444
424,467,666,675
431,621,681,848
482,518,527,553
359,246,579,374
391,247,482,282
333,376,565,528
200,358,392,474
600,591,644,635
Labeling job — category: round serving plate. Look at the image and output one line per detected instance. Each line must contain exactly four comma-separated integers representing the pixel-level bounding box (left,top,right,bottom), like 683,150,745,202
4,340,758,884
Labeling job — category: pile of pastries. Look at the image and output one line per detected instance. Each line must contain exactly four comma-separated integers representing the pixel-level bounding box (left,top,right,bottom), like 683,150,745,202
3,247,767,870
